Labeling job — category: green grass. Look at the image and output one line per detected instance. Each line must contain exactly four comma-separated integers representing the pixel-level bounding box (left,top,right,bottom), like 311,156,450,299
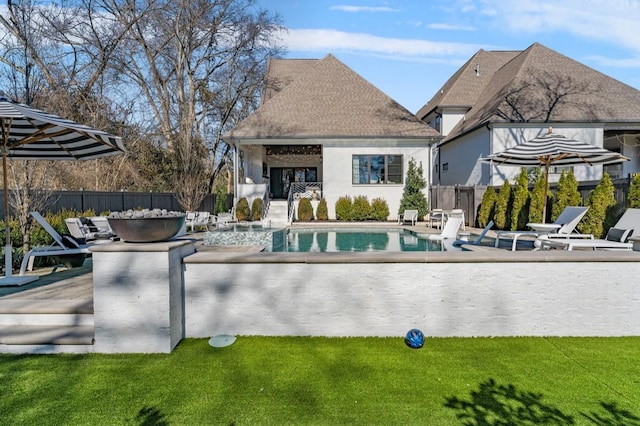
1,337,639,425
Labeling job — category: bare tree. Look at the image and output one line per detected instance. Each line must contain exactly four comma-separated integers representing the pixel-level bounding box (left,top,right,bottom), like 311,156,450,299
101,0,284,210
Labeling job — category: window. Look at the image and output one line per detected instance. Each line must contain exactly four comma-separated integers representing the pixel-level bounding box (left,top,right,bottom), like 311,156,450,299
352,155,403,184
443,163,448,171
550,165,573,174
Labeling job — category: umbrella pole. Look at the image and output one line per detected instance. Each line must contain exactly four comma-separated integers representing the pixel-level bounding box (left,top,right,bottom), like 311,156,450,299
2,147,11,277
0,122,37,285
542,163,550,224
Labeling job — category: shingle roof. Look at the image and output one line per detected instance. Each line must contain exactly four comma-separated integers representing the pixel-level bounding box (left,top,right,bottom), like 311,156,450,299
442,43,640,142
225,54,439,140
262,58,318,102
416,49,519,118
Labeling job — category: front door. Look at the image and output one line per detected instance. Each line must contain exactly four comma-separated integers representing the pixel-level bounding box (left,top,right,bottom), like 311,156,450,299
270,168,294,199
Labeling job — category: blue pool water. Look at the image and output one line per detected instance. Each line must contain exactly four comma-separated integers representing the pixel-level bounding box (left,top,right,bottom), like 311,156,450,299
204,226,461,252
279,228,456,252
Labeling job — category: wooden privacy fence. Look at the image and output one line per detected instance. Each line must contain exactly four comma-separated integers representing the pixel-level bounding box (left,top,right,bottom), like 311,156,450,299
430,178,631,228
0,191,217,218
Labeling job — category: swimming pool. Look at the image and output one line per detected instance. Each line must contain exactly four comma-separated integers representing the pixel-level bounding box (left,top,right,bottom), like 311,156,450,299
279,228,454,252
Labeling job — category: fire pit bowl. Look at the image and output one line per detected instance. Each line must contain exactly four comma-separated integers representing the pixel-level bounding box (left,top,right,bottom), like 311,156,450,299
107,215,185,243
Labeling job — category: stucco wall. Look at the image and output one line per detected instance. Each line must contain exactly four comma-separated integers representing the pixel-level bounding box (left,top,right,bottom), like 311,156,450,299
183,251,640,338
322,140,430,220
437,125,609,186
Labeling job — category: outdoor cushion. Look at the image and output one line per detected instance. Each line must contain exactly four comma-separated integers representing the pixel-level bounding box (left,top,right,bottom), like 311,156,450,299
605,227,633,243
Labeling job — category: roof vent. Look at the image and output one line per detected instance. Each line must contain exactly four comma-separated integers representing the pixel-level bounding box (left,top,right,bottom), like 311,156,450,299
475,64,480,76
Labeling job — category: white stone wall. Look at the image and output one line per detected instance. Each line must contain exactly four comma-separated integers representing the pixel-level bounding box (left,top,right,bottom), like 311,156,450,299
183,258,640,338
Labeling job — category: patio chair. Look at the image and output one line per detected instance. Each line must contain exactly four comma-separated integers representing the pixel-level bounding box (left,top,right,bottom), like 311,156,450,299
398,209,418,226
186,211,210,232
494,206,590,251
20,212,91,275
538,208,639,251
448,208,466,231
428,209,445,229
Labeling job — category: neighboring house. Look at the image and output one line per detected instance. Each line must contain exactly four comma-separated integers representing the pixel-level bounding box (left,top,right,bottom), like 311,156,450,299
224,54,440,222
418,42,640,187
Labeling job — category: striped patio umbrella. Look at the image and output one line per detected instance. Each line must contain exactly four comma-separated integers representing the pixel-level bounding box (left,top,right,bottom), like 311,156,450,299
481,128,628,222
0,92,125,285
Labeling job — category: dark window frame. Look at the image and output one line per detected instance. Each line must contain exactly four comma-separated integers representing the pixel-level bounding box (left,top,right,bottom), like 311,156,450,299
352,154,403,185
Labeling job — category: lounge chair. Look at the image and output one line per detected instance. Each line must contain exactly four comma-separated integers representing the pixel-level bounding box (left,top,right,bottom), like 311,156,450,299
538,208,640,251
448,209,466,231
454,220,494,247
65,217,115,242
186,211,211,232
494,206,589,251
398,209,418,226
20,212,91,275
428,217,463,241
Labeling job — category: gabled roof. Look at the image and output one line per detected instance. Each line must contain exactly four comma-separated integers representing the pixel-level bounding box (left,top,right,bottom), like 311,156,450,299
435,42,640,143
416,49,519,118
225,54,439,140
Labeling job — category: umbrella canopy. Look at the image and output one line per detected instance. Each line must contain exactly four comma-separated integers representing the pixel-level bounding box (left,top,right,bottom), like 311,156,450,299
481,128,628,222
0,92,125,285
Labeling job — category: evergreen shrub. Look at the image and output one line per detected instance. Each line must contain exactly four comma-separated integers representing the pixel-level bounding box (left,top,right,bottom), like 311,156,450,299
297,198,314,221
370,198,390,221
316,198,329,220
235,197,250,221
335,196,353,221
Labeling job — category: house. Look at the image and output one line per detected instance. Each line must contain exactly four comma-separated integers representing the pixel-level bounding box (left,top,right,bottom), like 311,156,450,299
417,42,640,187
224,54,440,222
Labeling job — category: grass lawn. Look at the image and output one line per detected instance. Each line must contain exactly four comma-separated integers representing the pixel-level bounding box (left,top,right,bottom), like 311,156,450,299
1,337,639,425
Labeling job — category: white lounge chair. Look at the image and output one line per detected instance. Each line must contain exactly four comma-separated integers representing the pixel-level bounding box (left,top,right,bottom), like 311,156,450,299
454,220,494,247
20,212,91,275
186,211,210,232
538,208,639,251
428,217,463,241
398,209,418,226
494,206,590,251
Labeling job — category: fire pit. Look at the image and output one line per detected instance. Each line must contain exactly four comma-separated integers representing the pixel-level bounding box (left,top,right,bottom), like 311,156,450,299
107,209,185,243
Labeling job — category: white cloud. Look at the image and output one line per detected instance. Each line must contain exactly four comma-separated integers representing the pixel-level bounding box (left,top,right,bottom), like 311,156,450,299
277,28,486,58
330,5,400,13
586,55,640,68
427,23,475,31
480,0,640,53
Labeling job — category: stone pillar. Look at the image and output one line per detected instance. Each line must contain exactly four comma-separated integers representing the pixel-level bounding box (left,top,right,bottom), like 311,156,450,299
91,240,195,353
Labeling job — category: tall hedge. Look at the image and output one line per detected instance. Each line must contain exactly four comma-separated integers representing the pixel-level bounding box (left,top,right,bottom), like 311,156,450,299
628,173,640,208
578,172,616,238
493,179,512,230
510,168,530,231
477,186,497,228
551,170,582,221
528,169,547,224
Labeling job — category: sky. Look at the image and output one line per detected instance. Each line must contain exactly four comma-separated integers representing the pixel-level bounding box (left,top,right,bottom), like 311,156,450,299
258,0,640,113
